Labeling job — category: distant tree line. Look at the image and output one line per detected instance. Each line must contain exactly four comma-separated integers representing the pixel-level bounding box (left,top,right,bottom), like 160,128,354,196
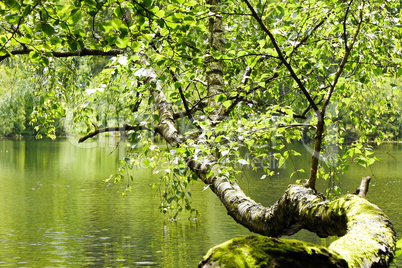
1,57,400,142
0,57,109,138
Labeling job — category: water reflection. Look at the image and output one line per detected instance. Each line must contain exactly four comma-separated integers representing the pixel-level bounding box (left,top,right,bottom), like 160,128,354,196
0,138,400,267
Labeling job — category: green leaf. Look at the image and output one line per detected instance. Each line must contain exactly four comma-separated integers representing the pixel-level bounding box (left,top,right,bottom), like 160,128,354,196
114,6,124,17
214,93,227,103
278,157,285,168
100,21,113,33
5,14,18,24
20,24,32,35
155,9,165,17
223,100,232,109
206,169,214,179
16,36,31,43
342,165,349,173
142,0,152,7
42,24,55,36
184,0,197,6
111,18,124,29
67,39,78,51
115,37,129,48
174,81,183,89
22,4,32,17
71,10,82,23
29,50,40,61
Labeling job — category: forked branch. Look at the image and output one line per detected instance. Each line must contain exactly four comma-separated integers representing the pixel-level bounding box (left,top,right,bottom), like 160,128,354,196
242,0,319,115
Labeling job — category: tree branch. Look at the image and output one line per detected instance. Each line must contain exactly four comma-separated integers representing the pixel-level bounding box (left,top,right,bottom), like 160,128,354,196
307,2,364,189
288,15,329,59
168,68,195,123
343,0,354,51
78,123,149,143
201,184,396,267
0,48,126,62
242,0,319,115
355,176,371,198
322,0,364,111
150,79,184,145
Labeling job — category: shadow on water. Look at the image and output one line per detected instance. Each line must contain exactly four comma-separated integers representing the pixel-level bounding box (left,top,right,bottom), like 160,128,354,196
0,138,401,267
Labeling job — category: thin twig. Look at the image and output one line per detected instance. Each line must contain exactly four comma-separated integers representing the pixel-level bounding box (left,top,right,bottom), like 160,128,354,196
245,124,313,135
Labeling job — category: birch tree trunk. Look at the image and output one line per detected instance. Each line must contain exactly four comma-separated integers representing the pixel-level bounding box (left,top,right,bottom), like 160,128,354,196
75,1,397,267
142,0,397,266
145,73,396,267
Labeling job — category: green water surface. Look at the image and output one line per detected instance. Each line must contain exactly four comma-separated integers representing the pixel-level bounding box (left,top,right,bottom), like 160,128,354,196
0,138,400,267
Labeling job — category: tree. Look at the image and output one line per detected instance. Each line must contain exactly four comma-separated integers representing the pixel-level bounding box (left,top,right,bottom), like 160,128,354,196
0,61,37,136
1,0,401,266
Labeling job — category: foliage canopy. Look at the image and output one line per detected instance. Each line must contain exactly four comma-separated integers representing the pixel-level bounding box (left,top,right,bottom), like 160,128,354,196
0,0,401,222
1,0,401,266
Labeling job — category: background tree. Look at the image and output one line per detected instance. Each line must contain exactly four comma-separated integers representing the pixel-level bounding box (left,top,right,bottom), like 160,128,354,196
0,0,401,266
0,61,36,136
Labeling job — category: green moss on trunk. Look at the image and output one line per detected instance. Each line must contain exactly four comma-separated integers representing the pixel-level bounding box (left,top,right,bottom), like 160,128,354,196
199,236,347,268
328,194,396,267
199,186,396,267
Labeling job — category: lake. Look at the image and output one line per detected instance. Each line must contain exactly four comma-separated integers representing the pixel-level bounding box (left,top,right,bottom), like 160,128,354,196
0,138,401,267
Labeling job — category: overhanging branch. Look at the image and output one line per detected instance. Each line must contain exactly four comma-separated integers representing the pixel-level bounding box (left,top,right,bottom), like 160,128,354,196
0,48,126,62
78,123,150,143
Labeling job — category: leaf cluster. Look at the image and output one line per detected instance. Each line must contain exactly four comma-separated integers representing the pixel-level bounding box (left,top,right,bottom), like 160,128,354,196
0,0,401,216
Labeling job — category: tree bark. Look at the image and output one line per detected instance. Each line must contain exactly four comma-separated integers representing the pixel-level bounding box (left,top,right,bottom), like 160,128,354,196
76,2,396,266
0,48,125,62
205,0,226,121
198,183,396,268
79,63,397,267
307,111,324,189
144,73,396,267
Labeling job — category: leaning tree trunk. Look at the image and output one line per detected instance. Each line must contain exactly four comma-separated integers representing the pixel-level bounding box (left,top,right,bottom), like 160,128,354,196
79,66,397,267
144,74,396,266
78,1,397,266
197,183,396,267
139,10,398,261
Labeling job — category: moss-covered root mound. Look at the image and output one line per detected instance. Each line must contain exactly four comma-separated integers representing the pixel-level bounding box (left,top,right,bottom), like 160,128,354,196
199,236,347,268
